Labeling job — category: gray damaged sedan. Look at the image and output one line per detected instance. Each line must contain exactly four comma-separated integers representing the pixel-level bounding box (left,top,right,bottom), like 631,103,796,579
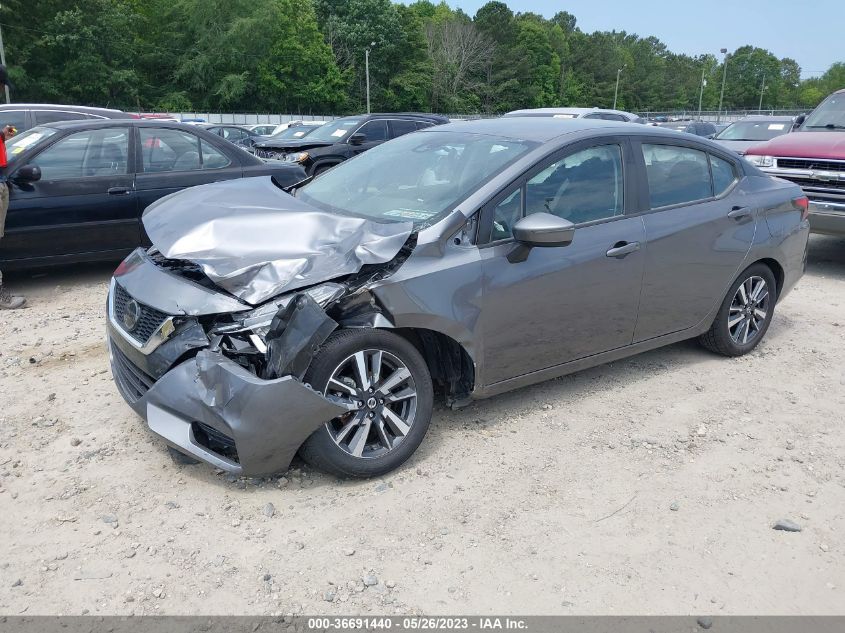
107,118,810,478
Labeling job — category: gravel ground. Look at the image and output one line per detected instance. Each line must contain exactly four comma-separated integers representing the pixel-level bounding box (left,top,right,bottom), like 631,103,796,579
0,235,843,616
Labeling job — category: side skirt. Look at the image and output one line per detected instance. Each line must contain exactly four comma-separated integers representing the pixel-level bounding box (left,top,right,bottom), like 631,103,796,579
475,322,711,400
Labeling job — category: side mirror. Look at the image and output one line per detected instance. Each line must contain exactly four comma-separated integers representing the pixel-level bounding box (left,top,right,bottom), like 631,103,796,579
706,133,716,139
508,213,575,263
793,114,806,130
14,164,42,183
513,213,575,247
349,133,366,146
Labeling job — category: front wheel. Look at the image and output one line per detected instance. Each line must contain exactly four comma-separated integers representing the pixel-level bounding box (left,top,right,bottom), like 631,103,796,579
299,329,434,478
699,263,777,357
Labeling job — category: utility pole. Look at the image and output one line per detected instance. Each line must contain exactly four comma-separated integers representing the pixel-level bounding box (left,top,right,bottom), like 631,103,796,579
613,65,626,110
365,42,375,114
0,15,10,104
697,66,707,121
717,48,729,123
758,74,766,112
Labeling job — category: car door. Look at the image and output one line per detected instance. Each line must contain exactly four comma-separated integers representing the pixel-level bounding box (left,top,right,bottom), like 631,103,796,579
134,126,242,242
632,140,754,342
478,138,646,385
350,119,389,155
1,125,138,263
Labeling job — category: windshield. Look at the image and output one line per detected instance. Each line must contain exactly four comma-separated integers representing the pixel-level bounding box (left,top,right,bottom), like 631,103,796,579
299,131,535,228
267,125,319,141
6,126,58,161
716,120,792,141
803,93,845,130
305,118,362,142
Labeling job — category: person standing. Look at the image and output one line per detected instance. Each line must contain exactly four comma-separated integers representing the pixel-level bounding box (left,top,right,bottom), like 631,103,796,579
0,120,25,309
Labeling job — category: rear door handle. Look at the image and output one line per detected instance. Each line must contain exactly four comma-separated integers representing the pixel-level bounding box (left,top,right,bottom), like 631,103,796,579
727,206,751,218
108,187,132,195
606,241,641,258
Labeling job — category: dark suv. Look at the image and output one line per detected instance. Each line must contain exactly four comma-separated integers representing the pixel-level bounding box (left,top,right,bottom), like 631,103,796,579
252,113,449,176
0,104,132,133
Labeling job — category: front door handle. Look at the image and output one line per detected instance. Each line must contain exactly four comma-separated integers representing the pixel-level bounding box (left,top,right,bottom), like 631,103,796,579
727,206,752,219
606,241,641,258
108,187,132,195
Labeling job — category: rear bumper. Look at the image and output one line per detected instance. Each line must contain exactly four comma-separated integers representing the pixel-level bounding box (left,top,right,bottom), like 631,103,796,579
108,330,348,476
808,201,845,236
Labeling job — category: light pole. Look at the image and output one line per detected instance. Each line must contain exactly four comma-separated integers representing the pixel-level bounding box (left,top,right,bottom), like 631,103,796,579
613,64,626,110
364,42,375,114
717,48,729,123
697,66,707,121
758,74,766,112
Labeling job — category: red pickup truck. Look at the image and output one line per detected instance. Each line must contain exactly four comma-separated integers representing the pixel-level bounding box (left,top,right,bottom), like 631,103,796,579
745,88,845,236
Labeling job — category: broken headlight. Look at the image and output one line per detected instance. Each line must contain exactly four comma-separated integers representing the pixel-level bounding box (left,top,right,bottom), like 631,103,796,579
214,282,345,339
284,151,309,164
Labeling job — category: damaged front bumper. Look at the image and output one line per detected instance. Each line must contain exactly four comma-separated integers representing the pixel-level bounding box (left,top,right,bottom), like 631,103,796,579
106,250,352,476
108,334,349,476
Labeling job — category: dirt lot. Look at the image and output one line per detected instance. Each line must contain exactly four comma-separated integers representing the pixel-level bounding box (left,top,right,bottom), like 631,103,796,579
0,235,843,616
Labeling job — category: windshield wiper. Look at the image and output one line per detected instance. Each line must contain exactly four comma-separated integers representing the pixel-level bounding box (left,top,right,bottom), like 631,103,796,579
806,124,845,130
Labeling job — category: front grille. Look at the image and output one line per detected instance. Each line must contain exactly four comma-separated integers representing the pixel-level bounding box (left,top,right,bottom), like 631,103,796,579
779,176,845,192
111,343,155,403
113,283,168,345
254,148,283,160
777,158,845,172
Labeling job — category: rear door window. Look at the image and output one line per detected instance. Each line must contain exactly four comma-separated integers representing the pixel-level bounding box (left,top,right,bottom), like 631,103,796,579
389,119,418,138
642,144,713,208
140,128,201,172
201,140,231,169
710,154,737,195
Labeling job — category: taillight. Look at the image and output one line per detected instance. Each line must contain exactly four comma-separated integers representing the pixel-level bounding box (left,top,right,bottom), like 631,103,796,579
792,196,810,221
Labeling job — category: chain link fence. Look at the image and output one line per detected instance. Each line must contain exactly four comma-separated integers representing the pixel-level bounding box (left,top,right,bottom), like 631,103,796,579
170,109,811,125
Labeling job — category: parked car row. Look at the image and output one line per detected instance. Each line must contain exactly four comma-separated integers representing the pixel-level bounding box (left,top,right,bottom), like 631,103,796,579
0,99,817,479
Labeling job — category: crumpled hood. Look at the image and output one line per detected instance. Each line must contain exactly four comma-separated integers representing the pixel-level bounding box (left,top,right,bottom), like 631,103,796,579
142,177,413,305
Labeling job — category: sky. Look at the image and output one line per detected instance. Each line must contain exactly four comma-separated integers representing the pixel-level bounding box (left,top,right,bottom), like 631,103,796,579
432,0,845,78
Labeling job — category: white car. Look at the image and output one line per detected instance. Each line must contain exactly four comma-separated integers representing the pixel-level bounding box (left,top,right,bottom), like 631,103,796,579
247,121,328,137
504,107,644,123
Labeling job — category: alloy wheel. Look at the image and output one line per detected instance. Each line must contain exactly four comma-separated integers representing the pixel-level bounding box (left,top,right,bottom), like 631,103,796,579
728,275,770,345
322,349,418,459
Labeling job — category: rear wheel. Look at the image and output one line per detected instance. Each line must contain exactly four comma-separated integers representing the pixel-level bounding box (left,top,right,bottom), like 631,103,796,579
299,329,433,478
699,263,777,357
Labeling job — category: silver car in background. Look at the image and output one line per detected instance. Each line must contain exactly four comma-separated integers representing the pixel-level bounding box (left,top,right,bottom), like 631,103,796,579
504,107,644,123
712,115,796,155
107,118,810,480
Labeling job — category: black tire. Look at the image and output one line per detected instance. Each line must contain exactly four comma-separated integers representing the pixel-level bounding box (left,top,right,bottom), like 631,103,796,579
699,263,777,357
299,329,434,478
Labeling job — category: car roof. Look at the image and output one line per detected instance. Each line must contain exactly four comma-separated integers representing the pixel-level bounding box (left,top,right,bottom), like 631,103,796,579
426,116,684,143
731,115,795,122
335,112,449,123
504,107,637,119
35,119,225,132
0,103,127,115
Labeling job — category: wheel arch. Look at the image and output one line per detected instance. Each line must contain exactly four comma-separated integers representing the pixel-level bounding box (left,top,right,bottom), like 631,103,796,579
385,327,475,407
754,257,785,298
